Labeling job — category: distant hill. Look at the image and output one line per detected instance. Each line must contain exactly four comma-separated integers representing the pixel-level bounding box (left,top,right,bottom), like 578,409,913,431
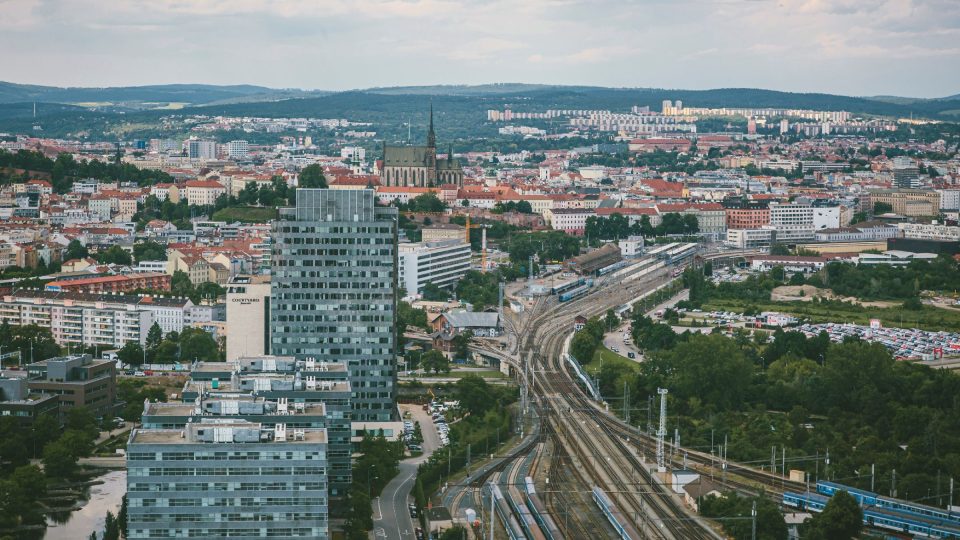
0,82,310,106
185,86,960,121
2,83,959,139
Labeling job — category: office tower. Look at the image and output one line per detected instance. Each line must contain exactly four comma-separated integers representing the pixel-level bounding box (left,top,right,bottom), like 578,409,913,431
892,156,921,189
270,189,398,422
187,138,217,159
127,420,329,539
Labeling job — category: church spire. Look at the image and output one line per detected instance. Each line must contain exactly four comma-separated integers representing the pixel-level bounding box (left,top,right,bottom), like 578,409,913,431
427,100,436,148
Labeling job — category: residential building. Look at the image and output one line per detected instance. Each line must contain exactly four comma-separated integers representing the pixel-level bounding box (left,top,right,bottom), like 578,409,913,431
127,420,329,540
226,275,271,362
898,222,960,242
938,189,960,211
0,291,197,346
271,189,398,422
398,239,471,295
723,198,771,230
26,354,116,417
43,272,171,294
183,179,226,206
226,140,249,159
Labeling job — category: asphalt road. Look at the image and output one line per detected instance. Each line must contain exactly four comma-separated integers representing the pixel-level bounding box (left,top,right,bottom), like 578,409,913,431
373,405,440,540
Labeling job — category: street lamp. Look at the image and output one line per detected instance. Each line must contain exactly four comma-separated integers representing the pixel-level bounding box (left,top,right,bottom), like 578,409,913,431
367,474,379,498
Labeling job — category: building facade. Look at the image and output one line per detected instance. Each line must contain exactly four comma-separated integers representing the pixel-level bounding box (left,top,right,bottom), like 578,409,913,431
398,239,471,295
26,354,116,418
127,420,329,540
271,189,398,422
226,275,271,362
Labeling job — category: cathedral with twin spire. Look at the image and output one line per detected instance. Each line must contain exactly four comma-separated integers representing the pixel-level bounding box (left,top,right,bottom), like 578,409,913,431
379,105,464,187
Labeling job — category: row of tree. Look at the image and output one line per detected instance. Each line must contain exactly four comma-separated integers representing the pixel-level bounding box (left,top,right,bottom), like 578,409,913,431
0,149,174,193
584,212,700,242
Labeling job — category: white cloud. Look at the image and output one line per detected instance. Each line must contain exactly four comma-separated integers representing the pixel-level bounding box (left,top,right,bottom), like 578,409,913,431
0,0,956,96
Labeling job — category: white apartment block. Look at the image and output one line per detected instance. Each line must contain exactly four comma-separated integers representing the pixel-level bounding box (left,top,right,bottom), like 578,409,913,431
0,292,202,348
0,292,149,348
938,190,960,211
898,222,960,242
399,239,471,294
226,140,250,159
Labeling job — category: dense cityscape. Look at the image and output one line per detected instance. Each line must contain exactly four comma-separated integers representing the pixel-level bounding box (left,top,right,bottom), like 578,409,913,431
3,2,960,539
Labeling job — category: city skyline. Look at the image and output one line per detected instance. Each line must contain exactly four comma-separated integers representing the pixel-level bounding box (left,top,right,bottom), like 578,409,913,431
1,0,959,98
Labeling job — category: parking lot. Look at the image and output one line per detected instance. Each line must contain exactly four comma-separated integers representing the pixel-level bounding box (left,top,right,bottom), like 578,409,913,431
796,322,960,361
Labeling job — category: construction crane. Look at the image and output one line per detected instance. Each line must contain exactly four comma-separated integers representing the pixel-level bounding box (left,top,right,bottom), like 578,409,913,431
464,215,489,272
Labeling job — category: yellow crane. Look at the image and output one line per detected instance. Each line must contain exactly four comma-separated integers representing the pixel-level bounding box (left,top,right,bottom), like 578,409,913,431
465,215,489,272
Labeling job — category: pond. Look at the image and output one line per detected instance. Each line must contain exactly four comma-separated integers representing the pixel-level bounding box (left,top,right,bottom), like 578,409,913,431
44,470,126,540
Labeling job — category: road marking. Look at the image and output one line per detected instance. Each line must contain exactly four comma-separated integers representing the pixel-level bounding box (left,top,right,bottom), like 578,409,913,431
373,497,383,520
375,527,387,537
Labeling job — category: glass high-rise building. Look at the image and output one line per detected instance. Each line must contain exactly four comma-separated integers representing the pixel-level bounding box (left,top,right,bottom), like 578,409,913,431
270,189,398,422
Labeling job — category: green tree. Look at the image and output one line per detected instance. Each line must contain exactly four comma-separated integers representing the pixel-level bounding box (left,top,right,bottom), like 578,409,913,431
604,308,619,331
769,243,791,256
118,341,144,367
96,245,133,265
455,375,494,416
146,322,164,351
801,490,862,540
421,349,450,374
439,526,468,540
178,328,221,362
65,239,89,261
42,439,79,477
298,164,327,188
451,331,473,361
133,241,167,262
407,193,447,213
421,281,449,301
700,492,787,540
103,510,120,540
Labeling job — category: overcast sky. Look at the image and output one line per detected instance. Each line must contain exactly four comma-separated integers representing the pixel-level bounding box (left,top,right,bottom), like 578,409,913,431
1,0,958,98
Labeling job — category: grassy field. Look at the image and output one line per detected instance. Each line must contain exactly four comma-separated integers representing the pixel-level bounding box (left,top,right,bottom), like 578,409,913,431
703,298,960,332
582,345,641,377
211,206,278,223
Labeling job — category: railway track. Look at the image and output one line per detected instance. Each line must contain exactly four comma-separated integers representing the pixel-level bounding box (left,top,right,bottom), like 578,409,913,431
514,267,719,539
